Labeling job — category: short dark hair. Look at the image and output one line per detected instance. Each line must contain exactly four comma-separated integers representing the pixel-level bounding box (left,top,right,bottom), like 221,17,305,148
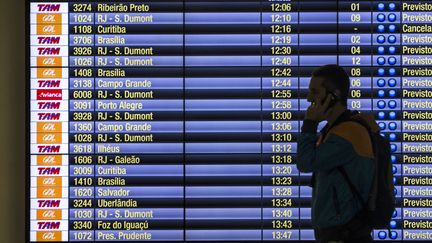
312,64,350,106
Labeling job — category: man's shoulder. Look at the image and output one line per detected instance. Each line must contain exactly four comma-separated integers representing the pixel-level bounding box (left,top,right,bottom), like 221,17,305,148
326,121,373,159
330,120,369,137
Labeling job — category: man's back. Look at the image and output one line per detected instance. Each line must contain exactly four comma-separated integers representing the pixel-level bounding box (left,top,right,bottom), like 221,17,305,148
297,110,378,241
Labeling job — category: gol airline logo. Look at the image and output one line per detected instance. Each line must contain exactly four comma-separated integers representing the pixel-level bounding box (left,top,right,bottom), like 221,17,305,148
37,155,61,165
42,57,56,65
43,69,56,77
42,155,56,164
41,232,56,240
38,122,61,133
42,134,56,143
42,210,56,218
42,123,56,131
42,14,56,22
42,177,56,186
42,25,56,34
42,188,56,197
37,231,61,242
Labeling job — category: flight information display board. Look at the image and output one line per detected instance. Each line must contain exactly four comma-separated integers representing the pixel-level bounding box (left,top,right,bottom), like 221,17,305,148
27,0,432,241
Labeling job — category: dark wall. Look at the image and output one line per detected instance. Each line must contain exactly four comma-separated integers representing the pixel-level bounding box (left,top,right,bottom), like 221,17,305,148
0,0,26,242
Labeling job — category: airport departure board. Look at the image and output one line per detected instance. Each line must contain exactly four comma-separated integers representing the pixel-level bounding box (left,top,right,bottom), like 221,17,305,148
28,0,432,242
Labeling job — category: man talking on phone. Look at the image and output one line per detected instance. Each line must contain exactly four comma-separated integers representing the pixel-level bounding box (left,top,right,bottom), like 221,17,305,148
297,64,379,243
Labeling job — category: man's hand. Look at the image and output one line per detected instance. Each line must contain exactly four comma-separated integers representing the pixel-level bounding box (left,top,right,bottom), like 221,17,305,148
305,94,332,122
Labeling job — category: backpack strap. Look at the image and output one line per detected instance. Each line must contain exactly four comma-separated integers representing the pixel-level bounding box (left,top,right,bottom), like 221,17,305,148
336,117,374,210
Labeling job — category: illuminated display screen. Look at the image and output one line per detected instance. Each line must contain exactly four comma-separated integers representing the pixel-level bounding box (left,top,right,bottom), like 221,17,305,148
27,0,432,241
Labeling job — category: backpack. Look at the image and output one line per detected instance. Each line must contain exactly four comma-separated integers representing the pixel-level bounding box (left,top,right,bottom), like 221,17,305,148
337,116,396,230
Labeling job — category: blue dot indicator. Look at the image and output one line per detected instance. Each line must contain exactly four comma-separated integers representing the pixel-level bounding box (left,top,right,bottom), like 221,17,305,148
380,133,386,138
389,111,396,119
388,13,397,22
392,209,397,217
378,25,385,32
378,3,385,11
392,165,397,174
391,155,397,163
378,68,385,76
389,90,396,98
388,78,397,87
378,111,385,119
393,177,397,185
377,79,386,87
378,122,386,130
391,144,397,152
390,220,397,229
388,57,397,65
394,188,397,195
378,46,385,54
389,24,396,32
389,133,396,141
378,57,386,65
378,90,385,97
377,35,386,43
388,35,397,43
378,100,386,109
388,100,397,109
378,231,387,239
377,13,386,22
389,3,396,11
389,46,396,54
389,68,396,76
390,231,398,239
389,122,397,130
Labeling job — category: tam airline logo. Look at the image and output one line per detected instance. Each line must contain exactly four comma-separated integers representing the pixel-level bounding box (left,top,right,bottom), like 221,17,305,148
37,102,60,109
37,113,61,120
38,167,60,175
37,145,60,153
37,221,60,230
37,199,60,208
37,37,60,45
37,80,61,88
37,47,60,55
37,4,60,12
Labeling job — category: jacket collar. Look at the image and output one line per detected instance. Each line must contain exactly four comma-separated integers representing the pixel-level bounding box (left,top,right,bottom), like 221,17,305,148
319,109,357,134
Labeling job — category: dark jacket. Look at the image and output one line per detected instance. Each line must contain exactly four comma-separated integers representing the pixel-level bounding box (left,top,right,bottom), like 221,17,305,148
297,109,378,230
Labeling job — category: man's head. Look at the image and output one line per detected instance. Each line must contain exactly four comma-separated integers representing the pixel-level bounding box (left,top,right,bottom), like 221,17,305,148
307,64,350,107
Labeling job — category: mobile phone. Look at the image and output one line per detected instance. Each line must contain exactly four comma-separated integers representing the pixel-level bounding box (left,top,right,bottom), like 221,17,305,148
322,92,338,112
